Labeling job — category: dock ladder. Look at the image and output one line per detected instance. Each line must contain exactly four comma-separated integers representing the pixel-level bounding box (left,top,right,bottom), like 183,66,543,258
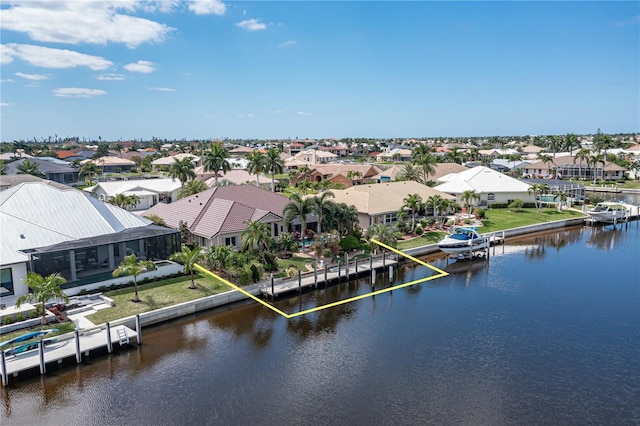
117,327,129,345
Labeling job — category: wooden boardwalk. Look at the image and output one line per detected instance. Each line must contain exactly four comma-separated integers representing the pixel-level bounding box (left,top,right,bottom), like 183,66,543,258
261,255,398,298
1,324,137,384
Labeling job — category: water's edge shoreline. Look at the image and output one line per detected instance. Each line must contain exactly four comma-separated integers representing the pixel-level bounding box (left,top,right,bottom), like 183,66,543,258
110,217,589,331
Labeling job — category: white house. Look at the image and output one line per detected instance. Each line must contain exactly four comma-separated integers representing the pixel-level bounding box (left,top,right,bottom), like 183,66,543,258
84,178,182,210
435,166,534,206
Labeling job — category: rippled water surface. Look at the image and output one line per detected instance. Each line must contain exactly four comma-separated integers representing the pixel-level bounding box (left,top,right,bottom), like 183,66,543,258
2,224,639,425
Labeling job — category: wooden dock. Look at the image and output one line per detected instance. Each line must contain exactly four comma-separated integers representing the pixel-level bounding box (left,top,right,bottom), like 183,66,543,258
1,323,138,386
261,254,398,298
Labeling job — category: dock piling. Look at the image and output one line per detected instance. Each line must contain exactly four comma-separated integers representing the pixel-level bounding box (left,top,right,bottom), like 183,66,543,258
324,263,328,286
136,314,142,345
345,253,349,278
106,322,113,353
38,340,46,375
382,251,386,267
75,330,81,363
1,350,7,386
271,274,275,300
314,260,318,289
298,270,302,293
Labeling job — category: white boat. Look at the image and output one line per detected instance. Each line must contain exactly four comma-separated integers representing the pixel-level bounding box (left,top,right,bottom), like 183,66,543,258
586,202,630,223
437,227,488,255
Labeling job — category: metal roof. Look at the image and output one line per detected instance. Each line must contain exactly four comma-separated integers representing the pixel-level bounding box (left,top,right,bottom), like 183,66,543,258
0,182,152,265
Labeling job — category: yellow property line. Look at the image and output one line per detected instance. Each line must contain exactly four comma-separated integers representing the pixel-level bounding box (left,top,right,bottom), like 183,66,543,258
193,238,449,319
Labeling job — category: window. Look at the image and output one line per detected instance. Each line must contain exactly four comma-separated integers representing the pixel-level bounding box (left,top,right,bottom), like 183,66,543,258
487,193,495,201
225,236,237,247
383,213,397,223
1,268,14,296
273,223,279,237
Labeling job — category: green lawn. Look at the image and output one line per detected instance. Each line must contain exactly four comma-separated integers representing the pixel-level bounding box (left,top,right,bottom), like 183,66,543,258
397,231,447,250
479,208,584,234
276,255,313,272
86,273,228,325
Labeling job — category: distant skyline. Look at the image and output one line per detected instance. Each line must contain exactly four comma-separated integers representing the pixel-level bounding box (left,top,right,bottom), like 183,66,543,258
1,1,638,142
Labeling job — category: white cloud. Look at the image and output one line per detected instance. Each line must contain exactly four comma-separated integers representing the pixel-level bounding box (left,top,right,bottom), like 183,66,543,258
15,72,50,81
96,73,125,81
189,0,226,16
247,113,255,118
124,60,156,73
53,87,108,98
273,110,283,114
278,40,296,48
1,1,173,48
148,87,176,92
1,103,13,107
2,43,112,70
236,19,266,31
0,79,14,83
204,114,216,119
297,111,312,116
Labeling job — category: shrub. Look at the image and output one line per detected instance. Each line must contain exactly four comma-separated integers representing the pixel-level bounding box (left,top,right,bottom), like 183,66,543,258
15,312,25,322
474,208,486,219
79,289,88,296
2,316,15,325
98,285,108,293
250,264,261,283
420,219,429,228
414,225,424,235
508,199,524,210
323,249,331,258
339,235,360,252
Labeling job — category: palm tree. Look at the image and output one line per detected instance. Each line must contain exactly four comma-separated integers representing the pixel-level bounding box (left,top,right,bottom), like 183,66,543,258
573,148,591,180
554,191,568,212
396,164,422,182
288,165,311,186
460,190,481,216
366,224,397,253
109,193,129,209
246,150,266,187
17,158,45,178
178,179,208,199
203,142,230,184
412,144,438,183
402,193,423,233
528,183,550,212
310,190,335,233
346,170,363,186
537,153,556,177
168,157,196,188
79,162,100,183
264,148,284,192
426,194,444,226
588,153,605,185
283,194,313,249
170,246,205,289
112,254,157,302
125,194,140,210
564,133,580,155
16,272,69,325
241,220,272,264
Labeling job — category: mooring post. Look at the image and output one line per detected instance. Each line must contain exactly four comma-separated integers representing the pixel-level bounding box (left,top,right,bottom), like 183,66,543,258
369,255,373,270
271,274,275,300
371,269,376,287
136,314,142,345
314,260,318,289
298,270,302,293
345,253,349,278
106,322,113,354
355,256,358,274
324,263,328,286
389,265,394,280
0,350,7,387
338,261,342,281
38,339,46,375
75,330,81,364
382,251,386,267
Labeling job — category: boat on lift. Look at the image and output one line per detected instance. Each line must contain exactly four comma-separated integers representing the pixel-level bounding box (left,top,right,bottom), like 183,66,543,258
437,227,488,255
586,202,631,223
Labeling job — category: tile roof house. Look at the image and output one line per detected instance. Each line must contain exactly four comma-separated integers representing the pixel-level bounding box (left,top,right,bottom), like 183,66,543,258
435,166,534,206
144,185,290,250
327,181,454,230
83,156,136,173
151,153,201,169
309,164,383,187
521,155,627,181
0,182,180,302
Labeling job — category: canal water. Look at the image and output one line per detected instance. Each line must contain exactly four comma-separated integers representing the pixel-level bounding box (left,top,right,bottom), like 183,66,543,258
1,224,639,425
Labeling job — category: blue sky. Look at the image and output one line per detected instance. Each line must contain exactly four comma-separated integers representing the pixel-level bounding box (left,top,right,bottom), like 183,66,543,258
1,1,638,142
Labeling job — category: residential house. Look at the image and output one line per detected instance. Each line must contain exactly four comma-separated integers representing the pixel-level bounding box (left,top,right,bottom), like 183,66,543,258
318,145,349,157
521,155,627,181
0,181,180,302
84,178,183,209
84,156,136,173
5,157,79,185
144,185,290,250
435,166,534,206
375,148,413,162
201,169,276,188
284,149,338,168
327,181,454,230
309,164,383,187
151,153,201,171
